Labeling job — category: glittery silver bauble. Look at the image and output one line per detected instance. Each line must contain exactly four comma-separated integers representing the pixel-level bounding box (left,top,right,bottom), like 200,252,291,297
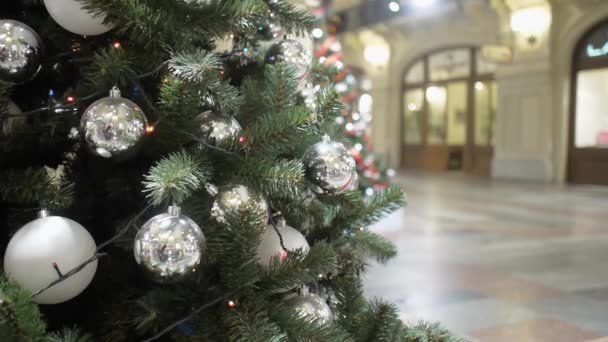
210,184,269,225
134,206,206,283
256,220,309,266
303,136,357,195
284,293,333,324
265,39,312,81
196,110,241,147
256,14,285,41
0,20,42,83
80,87,148,159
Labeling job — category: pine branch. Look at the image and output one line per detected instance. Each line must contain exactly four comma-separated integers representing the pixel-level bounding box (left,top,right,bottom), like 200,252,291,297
356,300,401,342
224,301,285,342
402,322,468,342
259,242,338,293
81,48,138,91
265,0,315,36
337,230,397,263
333,277,368,335
168,50,243,115
231,157,306,200
314,85,344,124
143,151,211,206
0,278,46,342
333,186,406,233
46,327,93,342
243,106,315,155
262,64,298,114
269,303,352,342
0,168,74,210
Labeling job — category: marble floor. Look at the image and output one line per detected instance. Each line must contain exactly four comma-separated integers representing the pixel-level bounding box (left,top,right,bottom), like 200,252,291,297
364,172,608,342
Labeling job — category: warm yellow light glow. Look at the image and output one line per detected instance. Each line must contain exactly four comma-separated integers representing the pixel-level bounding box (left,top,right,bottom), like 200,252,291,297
364,45,390,66
475,81,485,91
510,7,551,36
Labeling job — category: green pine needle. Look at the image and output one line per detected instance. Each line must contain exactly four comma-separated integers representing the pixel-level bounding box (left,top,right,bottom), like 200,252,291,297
143,151,211,205
0,278,46,342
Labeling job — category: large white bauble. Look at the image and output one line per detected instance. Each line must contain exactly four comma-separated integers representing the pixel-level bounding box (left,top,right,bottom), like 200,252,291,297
43,0,111,36
3,213,98,304
256,221,309,266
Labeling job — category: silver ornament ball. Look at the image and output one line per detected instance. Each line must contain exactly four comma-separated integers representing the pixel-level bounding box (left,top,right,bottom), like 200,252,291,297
284,292,333,325
134,206,206,283
303,136,357,195
0,20,42,83
211,184,269,226
80,87,148,159
265,39,312,81
196,111,241,147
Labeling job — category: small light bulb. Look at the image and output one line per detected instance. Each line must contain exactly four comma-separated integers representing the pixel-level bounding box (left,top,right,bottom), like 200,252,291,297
113,41,121,49
389,1,400,12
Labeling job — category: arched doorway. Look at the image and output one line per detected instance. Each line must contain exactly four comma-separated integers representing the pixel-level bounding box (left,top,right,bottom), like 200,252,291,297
569,21,608,185
401,47,497,176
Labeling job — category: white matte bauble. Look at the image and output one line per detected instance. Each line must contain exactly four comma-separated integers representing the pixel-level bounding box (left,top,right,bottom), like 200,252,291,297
3,211,97,304
256,220,309,266
44,0,111,36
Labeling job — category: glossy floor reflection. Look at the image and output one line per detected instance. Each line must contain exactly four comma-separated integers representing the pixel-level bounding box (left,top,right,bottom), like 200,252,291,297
364,172,608,342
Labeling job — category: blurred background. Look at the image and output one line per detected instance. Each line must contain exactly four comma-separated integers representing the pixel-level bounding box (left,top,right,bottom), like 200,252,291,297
309,0,608,340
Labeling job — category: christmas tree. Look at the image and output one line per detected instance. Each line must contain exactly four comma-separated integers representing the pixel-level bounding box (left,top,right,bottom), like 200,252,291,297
0,1,462,341
311,27,394,196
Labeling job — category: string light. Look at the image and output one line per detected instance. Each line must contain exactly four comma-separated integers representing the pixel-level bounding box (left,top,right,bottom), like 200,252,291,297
389,1,400,12
112,41,121,49
227,300,237,309
237,136,247,145
66,96,75,104
146,125,155,134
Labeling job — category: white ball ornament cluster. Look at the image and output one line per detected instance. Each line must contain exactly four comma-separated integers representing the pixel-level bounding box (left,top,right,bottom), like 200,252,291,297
3,210,98,304
43,0,112,36
256,220,309,266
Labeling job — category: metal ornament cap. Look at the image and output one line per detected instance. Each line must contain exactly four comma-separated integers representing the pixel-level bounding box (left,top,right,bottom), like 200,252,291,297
134,206,206,283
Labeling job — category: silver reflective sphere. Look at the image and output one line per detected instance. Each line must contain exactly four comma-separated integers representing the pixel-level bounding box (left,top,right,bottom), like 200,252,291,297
0,20,42,83
265,39,312,81
211,184,269,226
80,87,148,159
303,136,357,195
196,111,241,147
134,206,206,283
284,293,333,325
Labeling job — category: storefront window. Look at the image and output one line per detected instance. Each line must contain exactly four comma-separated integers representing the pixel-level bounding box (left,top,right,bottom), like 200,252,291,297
474,80,497,146
429,48,470,81
575,69,608,148
405,60,424,84
403,89,424,144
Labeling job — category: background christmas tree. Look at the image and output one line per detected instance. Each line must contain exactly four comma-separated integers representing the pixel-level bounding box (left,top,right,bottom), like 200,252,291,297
0,0,463,341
